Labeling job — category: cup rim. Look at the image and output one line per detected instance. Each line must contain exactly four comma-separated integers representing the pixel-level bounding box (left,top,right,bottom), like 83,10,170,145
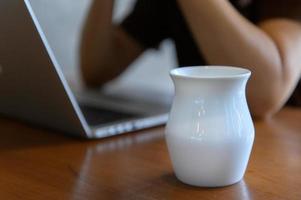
170,66,251,79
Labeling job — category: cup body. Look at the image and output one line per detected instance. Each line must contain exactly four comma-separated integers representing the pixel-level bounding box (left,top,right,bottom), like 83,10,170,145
165,66,255,187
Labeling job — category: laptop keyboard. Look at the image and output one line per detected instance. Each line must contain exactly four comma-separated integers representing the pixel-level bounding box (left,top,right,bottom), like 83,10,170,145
79,105,141,126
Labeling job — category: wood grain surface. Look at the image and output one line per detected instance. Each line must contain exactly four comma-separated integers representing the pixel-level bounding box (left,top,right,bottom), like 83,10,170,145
0,107,301,200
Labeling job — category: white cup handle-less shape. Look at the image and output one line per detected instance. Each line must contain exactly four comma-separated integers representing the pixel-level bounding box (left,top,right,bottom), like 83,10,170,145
165,66,255,187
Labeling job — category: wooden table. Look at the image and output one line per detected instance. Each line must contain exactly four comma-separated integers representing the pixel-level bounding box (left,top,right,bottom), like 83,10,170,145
0,107,301,200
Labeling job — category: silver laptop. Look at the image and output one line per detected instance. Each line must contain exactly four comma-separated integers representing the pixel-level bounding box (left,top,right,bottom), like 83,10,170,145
0,0,171,138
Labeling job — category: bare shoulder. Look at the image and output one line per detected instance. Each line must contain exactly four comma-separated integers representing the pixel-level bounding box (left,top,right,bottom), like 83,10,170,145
253,0,301,40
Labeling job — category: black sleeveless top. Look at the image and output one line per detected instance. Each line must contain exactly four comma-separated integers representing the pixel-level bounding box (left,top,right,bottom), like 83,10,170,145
121,0,301,106
122,0,258,65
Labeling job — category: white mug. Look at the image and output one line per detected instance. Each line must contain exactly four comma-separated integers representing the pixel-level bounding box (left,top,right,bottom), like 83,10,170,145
165,66,255,187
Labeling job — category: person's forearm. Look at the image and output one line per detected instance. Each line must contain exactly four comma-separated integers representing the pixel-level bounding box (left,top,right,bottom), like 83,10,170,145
177,0,287,117
80,0,115,86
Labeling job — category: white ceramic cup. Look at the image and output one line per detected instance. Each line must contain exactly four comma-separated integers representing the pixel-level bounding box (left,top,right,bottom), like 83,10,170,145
165,66,255,187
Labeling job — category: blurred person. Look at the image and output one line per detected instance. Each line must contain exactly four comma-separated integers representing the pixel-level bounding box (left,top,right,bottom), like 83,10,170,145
80,0,301,119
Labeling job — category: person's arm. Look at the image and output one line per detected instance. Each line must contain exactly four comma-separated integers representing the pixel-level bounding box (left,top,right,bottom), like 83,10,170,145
177,0,301,119
80,0,143,87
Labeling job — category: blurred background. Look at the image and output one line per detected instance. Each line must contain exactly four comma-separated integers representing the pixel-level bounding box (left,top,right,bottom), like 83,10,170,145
29,0,176,95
